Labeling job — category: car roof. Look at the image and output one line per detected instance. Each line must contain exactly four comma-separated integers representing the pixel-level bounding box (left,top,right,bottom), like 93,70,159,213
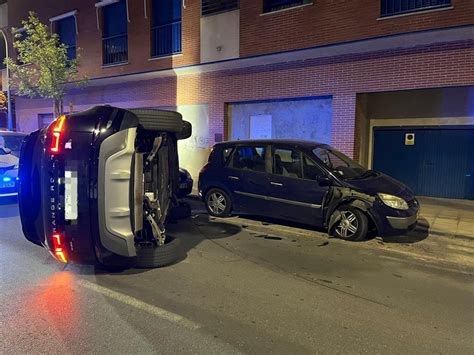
214,139,329,150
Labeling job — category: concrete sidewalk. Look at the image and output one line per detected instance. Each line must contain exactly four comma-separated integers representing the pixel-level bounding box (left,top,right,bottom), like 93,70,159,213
418,197,474,239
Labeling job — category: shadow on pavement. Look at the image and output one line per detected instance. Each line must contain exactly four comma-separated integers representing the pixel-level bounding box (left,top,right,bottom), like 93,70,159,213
379,217,430,244
79,213,242,276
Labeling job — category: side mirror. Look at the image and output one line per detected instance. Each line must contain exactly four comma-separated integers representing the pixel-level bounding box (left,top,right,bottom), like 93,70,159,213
317,176,332,187
0,147,12,155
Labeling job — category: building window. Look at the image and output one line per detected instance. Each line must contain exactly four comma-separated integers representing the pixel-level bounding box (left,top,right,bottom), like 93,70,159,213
56,16,77,61
38,113,54,128
263,0,311,13
381,0,451,17
102,0,128,65
151,0,182,57
202,0,239,16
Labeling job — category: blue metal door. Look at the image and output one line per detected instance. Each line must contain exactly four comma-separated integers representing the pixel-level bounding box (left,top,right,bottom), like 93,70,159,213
373,127,474,200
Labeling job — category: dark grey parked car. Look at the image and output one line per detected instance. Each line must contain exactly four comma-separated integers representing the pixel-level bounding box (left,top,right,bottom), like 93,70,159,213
199,140,419,241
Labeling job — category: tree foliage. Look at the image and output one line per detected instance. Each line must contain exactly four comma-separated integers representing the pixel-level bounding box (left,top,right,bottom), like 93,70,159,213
4,12,86,116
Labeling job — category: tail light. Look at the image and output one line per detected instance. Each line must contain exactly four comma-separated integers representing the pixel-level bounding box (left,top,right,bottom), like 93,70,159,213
50,115,66,154
52,233,68,263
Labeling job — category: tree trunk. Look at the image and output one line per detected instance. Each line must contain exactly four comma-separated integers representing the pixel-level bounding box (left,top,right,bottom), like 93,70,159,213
53,99,64,117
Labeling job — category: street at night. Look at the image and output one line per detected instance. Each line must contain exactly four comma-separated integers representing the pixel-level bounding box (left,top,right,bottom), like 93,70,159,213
1,199,473,353
1,0,474,353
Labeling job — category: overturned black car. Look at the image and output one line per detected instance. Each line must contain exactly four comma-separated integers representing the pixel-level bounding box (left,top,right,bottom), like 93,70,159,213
19,106,191,268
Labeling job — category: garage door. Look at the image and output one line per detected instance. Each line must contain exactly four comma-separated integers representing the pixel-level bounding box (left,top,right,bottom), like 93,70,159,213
373,126,474,200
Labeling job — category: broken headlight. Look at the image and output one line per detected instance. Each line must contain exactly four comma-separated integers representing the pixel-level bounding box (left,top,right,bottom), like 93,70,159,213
377,193,409,210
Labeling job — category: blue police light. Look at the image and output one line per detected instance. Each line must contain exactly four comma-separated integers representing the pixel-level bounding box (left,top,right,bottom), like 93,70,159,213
2,177,12,182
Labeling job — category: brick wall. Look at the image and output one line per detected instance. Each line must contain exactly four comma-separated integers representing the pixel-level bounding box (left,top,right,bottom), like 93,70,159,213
8,0,201,79
240,0,474,57
15,40,474,158
7,0,473,81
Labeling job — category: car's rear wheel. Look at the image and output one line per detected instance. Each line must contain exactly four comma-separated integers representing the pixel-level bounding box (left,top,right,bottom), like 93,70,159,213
333,206,368,241
135,236,181,268
205,188,232,217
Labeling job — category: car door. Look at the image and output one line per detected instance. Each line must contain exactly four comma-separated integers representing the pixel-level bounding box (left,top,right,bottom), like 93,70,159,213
266,145,329,225
224,144,272,215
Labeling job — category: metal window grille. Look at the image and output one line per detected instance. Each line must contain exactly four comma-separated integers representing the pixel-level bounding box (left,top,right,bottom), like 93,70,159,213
103,34,128,65
202,0,239,16
381,0,451,17
263,0,311,13
151,20,182,57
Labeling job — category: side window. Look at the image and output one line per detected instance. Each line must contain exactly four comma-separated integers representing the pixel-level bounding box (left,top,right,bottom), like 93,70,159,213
223,147,233,165
273,148,303,179
231,146,267,173
303,155,325,180
314,147,348,170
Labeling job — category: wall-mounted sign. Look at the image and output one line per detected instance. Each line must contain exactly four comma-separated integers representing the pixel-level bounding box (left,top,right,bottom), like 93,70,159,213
250,114,272,139
405,133,415,146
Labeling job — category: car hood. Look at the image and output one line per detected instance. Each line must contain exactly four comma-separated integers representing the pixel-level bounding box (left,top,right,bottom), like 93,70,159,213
0,154,18,168
345,172,414,200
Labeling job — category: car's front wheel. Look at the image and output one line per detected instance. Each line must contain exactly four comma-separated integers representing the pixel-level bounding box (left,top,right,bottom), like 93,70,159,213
205,188,232,217
332,206,368,241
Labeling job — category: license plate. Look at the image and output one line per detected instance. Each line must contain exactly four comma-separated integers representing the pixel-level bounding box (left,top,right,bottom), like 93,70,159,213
179,183,188,189
65,171,78,220
0,182,15,189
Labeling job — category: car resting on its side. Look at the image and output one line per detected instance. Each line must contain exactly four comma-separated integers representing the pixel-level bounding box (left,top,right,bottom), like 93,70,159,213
19,106,192,268
198,140,419,241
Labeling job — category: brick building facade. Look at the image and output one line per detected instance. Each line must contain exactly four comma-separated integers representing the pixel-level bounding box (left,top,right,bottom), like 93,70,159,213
2,0,474,198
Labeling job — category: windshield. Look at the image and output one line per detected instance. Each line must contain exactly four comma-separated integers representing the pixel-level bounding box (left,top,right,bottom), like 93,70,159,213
0,134,26,157
313,147,368,179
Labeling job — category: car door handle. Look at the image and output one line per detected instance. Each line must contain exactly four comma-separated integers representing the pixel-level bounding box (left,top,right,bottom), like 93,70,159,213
270,182,283,186
228,176,239,180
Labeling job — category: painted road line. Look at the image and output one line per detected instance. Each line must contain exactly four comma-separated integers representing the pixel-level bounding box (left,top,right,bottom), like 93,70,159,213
79,280,201,330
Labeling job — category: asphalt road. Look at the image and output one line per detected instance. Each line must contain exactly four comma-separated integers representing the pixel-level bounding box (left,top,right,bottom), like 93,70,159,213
1,200,473,354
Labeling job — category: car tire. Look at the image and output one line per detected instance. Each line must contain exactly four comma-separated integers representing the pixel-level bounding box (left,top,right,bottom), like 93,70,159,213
130,109,183,133
332,206,368,241
205,188,232,217
135,236,181,268
176,121,192,140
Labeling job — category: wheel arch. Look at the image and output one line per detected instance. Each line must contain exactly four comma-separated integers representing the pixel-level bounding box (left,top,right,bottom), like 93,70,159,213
202,182,234,202
327,197,381,235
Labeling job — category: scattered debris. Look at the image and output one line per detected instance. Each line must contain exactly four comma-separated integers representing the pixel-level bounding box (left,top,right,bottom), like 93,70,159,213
318,279,333,284
393,274,403,278
318,241,329,247
264,236,282,241
242,225,249,228
262,222,271,226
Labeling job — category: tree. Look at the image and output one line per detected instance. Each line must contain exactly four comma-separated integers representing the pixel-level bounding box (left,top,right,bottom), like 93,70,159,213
4,12,86,117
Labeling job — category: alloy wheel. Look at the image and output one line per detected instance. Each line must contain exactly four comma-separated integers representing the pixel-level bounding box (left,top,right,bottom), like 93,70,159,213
335,211,359,239
208,192,227,215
